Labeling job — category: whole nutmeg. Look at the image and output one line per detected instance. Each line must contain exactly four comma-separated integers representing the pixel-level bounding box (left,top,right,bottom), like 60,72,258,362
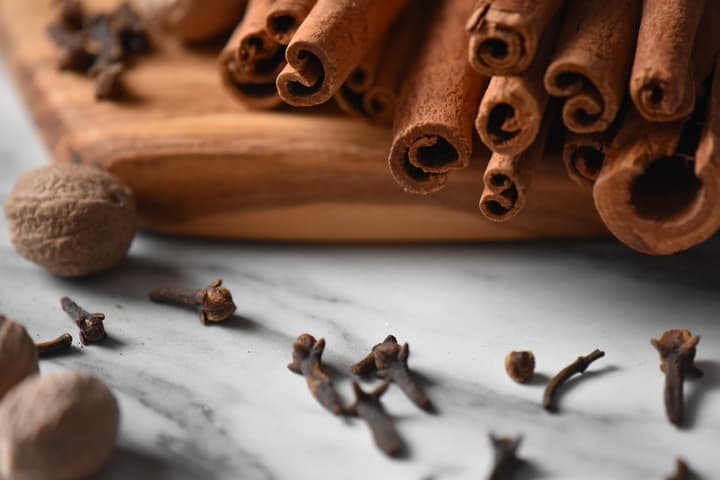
0,315,39,400
504,350,535,383
4,164,137,278
134,0,247,43
0,371,120,480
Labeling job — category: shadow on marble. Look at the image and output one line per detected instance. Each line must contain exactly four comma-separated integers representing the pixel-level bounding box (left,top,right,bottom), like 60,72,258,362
685,360,720,429
524,372,551,386
204,313,262,333
97,445,208,480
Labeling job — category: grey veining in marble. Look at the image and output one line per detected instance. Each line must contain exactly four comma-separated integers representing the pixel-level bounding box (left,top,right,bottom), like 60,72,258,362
1,62,720,480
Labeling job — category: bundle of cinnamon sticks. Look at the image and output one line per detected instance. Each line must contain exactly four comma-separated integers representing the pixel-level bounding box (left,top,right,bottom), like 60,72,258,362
162,0,720,255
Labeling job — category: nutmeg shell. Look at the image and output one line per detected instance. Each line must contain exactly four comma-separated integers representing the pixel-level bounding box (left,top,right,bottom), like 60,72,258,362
4,164,137,278
0,315,39,400
0,372,119,480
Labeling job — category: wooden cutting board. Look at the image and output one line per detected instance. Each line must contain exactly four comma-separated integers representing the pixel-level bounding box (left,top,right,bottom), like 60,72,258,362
0,0,605,242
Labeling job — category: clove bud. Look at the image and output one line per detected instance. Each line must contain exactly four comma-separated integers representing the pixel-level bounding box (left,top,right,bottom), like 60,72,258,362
148,279,237,324
61,297,106,345
288,334,345,415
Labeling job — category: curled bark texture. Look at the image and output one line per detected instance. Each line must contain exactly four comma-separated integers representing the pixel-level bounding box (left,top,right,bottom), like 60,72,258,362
219,0,286,109
265,0,317,45
593,58,720,255
562,102,628,188
276,0,409,107
142,0,247,43
389,0,487,194
466,0,564,76
630,0,705,122
544,0,641,133
335,5,429,125
479,103,554,221
476,16,559,155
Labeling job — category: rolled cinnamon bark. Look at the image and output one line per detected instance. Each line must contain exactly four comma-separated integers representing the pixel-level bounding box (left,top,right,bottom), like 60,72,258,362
475,18,559,155
335,6,428,125
219,0,285,109
544,0,641,134
135,0,247,43
630,0,705,122
593,62,720,255
479,104,554,221
276,0,409,107
265,0,317,45
388,0,487,194
466,0,564,76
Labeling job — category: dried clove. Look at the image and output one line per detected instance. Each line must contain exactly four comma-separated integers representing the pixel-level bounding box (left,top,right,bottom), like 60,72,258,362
651,329,703,427
287,334,345,415
47,1,150,101
487,434,525,480
351,335,434,412
543,349,605,412
667,458,695,480
504,351,535,383
148,279,237,324
347,381,404,457
61,297,106,345
36,333,74,356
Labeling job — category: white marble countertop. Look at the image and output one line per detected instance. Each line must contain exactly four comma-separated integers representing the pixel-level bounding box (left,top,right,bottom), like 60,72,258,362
1,63,720,480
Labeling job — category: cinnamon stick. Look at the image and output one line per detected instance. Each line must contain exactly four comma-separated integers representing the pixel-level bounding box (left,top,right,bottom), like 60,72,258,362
139,0,247,43
479,103,554,221
265,0,317,45
630,0,706,122
219,0,286,109
275,0,409,107
475,18,559,156
593,60,720,255
335,5,428,125
466,0,564,76
388,0,488,194
544,0,641,133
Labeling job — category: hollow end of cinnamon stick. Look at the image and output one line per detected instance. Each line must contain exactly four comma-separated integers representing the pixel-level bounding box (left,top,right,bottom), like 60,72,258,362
594,91,720,255
631,74,695,123
544,66,613,134
477,98,541,156
265,0,317,46
479,167,522,221
219,48,285,109
466,6,530,76
276,42,329,106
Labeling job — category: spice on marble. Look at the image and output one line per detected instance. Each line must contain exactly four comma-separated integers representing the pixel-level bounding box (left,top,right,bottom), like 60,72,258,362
651,329,703,427
148,279,237,324
351,335,434,413
61,297,106,345
36,333,74,356
504,350,535,383
543,349,605,412
288,333,345,415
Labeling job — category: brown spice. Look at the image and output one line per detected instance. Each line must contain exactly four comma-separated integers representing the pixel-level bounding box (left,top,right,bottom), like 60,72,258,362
148,279,237,324
276,0,409,107
47,1,150,101
388,0,487,194
630,0,706,122
347,382,404,457
4,164,137,278
651,329,703,427
140,0,247,43
667,458,695,480
544,0,641,133
287,334,345,415
351,335,433,413
265,0,317,46
219,0,286,109
36,333,74,357
0,315,39,400
61,297,106,345
543,349,605,413
466,0,564,76
504,351,535,383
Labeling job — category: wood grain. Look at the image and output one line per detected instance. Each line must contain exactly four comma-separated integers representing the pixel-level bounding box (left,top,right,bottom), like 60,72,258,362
0,0,605,242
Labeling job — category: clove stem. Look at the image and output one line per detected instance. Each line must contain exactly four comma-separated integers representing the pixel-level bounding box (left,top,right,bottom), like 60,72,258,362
543,349,605,412
488,434,524,480
288,334,345,415
36,333,73,356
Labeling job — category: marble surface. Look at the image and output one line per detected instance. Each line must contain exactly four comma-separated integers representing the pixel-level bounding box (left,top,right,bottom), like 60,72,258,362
1,63,720,480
